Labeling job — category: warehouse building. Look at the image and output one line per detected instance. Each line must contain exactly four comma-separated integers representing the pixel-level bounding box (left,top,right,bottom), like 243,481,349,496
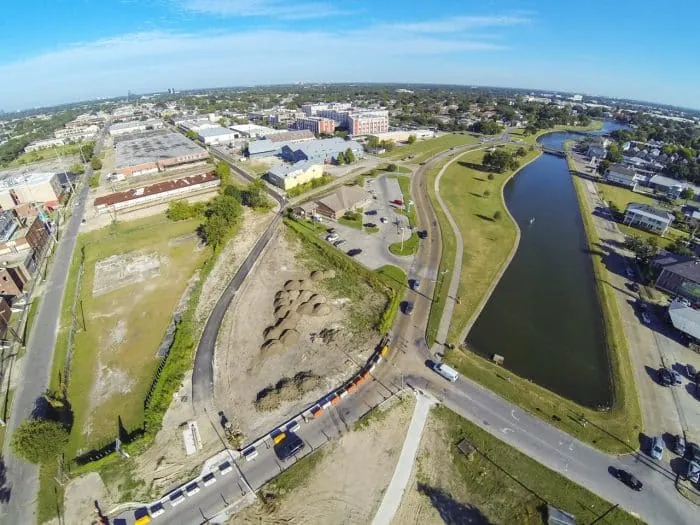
266,161,324,190
114,130,209,178
197,126,238,145
281,137,363,164
246,130,315,159
109,119,164,137
230,123,279,139
24,138,65,153
0,172,63,210
94,172,219,214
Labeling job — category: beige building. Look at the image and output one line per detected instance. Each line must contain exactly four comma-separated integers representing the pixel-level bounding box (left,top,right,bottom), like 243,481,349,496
0,172,63,209
315,185,371,219
266,161,324,191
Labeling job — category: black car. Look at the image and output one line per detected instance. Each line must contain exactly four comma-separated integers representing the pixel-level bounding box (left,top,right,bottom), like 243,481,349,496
327,228,336,234
347,248,362,256
417,230,428,239
403,301,414,315
659,367,673,386
365,210,378,215
274,433,305,461
612,468,643,491
364,222,376,228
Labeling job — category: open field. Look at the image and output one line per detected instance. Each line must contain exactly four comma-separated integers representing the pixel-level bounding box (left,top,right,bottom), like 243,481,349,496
393,406,642,525
231,395,415,525
214,229,388,440
382,134,479,163
54,215,208,456
6,141,89,167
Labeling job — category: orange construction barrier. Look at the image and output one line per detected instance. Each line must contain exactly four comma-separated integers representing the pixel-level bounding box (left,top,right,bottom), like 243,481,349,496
330,394,340,405
312,406,324,417
347,384,358,393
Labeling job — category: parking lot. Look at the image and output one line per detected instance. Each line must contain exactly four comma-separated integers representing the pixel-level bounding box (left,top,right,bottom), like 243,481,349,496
319,174,416,272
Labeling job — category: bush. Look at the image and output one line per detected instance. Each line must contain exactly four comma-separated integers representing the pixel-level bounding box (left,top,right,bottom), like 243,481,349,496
166,200,205,221
387,163,398,172
90,157,102,170
487,174,495,180
88,174,100,188
11,419,69,464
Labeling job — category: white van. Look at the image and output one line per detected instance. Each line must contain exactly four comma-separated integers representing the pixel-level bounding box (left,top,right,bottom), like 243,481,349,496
433,363,459,382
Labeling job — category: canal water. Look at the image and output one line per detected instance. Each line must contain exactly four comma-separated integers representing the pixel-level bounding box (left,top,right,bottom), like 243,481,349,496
466,121,626,408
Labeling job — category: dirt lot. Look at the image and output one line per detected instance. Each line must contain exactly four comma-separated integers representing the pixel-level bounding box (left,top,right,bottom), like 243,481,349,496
214,229,387,441
45,472,113,525
230,395,415,525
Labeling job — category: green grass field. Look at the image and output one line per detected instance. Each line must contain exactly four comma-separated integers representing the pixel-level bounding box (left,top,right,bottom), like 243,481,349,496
53,215,208,457
437,147,540,342
389,232,419,256
7,142,87,167
382,134,479,164
414,407,642,525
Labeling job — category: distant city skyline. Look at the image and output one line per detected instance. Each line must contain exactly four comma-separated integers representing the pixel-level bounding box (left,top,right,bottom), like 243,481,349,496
1,0,698,111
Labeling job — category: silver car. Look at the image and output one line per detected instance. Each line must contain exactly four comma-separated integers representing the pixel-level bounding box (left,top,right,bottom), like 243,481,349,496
650,436,664,460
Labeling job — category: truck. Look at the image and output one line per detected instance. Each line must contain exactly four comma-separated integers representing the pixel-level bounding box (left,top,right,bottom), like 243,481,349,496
432,362,459,382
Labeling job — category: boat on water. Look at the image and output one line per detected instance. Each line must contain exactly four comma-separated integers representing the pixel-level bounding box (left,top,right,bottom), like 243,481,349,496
529,217,535,225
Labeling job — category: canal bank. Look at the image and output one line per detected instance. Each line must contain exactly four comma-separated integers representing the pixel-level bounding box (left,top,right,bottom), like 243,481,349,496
437,122,641,452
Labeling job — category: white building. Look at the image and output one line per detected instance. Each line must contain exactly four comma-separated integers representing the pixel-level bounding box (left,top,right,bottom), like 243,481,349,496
230,123,279,139
623,203,674,235
266,161,324,190
197,127,238,145
0,172,63,209
109,119,164,136
54,124,99,142
604,164,642,190
24,138,65,153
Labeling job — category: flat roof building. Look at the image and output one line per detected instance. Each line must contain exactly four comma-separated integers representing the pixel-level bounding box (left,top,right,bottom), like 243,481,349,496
114,130,209,178
281,137,363,164
109,119,164,137
266,161,324,191
197,127,238,145
230,124,280,139
0,172,63,209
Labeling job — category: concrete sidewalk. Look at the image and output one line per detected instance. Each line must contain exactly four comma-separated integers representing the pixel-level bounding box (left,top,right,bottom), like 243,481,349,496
371,392,435,525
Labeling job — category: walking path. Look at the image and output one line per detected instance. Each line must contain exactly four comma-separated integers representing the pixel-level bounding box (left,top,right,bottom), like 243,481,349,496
371,392,435,525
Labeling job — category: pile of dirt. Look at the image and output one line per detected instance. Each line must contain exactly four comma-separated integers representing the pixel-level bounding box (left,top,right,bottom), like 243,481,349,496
255,371,321,412
261,271,335,352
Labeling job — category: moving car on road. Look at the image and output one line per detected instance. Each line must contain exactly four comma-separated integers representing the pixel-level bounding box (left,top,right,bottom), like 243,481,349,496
430,361,459,382
274,432,305,461
650,436,664,460
688,459,700,484
410,279,421,290
611,467,643,491
326,233,339,242
380,217,388,223
626,267,635,278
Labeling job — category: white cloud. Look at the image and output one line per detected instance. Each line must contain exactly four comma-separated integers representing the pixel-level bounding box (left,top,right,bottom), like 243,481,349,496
178,0,350,19
384,15,532,33
0,23,513,108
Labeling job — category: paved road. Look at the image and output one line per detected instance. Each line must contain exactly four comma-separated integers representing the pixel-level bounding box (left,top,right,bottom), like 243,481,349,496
191,148,286,411
0,132,106,525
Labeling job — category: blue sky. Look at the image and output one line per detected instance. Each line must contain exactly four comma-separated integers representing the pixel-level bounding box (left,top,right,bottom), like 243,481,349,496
1,0,698,111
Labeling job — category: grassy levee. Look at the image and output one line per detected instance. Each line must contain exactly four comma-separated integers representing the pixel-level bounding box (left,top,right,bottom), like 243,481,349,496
382,134,479,164
285,218,405,334
425,407,643,525
440,153,641,454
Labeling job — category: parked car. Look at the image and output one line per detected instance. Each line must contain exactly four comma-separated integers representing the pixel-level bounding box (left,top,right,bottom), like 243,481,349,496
393,199,404,206
380,217,388,223
687,364,697,380
364,222,376,228
675,434,687,456
218,461,233,475
637,300,648,311
326,233,339,242
659,368,672,386
641,312,651,325
274,433,305,461
169,490,185,506
410,279,421,290
403,301,414,315
671,369,683,386
650,436,664,460
365,210,377,215
686,442,700,462
334,239,346,247
149,503,165,517
327,228,336,234
611,467,643,491
347,248,362,256
202,472,217,487
417,230,428,239
688,460,700,484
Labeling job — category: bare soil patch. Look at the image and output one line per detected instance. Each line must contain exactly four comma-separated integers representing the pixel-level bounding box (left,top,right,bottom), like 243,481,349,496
60,472,114,525
92,252,161,296
215,231,385,441
231,395,415,525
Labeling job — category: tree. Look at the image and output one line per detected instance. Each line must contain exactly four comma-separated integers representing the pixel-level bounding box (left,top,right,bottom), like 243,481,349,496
215,161,232,188
515,147,527,157
624,235,659,264
387,163,398,172
90,157,102,170
336,152,346,165
681,188,694,202
11,419,69,464
597,158,611,175
208,194,243,224
167,200,203,221
367,136,380,148
605,142,623,163
202,214,229,249
344,148,356,164
407,134,417,144
379,139,395,152
70,162,85,175
487,173,494,180
493,211,502,220
482,149,514,173
241,179,269,209
483,189,491,198
185,130,199,141
80,142,95,160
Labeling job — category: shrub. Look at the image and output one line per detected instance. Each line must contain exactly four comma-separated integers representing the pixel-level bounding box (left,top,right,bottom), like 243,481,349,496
11,419,69,464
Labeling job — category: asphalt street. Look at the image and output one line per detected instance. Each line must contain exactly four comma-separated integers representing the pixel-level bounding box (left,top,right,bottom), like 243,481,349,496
0,132,106,525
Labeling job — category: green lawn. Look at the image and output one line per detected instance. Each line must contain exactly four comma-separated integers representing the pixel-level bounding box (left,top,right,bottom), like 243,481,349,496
338,209,363,229
389,232,419,256
376,163,412,174
393,175,417,226
414,407,642,525
7,142,89,167
53,215,208,457
382,134,479,164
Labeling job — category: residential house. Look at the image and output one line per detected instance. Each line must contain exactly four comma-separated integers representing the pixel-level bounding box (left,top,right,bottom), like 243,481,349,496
623,203,674,235
654,252,700,301
586,138,610,159
648,174,693,200
603,164,641,190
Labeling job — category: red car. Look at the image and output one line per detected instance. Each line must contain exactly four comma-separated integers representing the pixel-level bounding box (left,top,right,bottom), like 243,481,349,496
393,199,404,206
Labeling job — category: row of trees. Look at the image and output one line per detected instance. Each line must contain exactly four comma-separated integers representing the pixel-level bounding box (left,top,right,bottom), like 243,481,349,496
367,135,395,152
469,119,503,135
336,147,356,165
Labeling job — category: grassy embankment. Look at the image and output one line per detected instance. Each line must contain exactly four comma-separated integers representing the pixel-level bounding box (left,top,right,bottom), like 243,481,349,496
285,218,406,335
388,174,420,256
382,133,479,164
38,215,208,522
6,142,88,167
411,407,642,525
426,133,641,453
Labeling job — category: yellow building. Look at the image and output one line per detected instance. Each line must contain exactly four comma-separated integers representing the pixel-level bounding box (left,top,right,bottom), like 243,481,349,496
267,161,324,190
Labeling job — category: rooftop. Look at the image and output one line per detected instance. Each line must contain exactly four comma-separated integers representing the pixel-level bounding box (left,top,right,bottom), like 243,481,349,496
316,184,369,213
626,202,674,222
268,130,314,143
654,252,700,282
668,298,700,340
197,126,236,137
114,130,207,169
230,123,279,136
288,137,362,158
109,119,162,131
268,161,317,179
94,172,217,207
607,164,637,177
0,172,56,190
649,174,687,188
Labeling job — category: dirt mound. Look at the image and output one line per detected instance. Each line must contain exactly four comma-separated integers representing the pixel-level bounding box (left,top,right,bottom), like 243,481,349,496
284,280,300,291
297,302,315,315
310,293,326,304
255,371,321,412
274,306,291,318
264,326,283,340
287,290,301,301
312,304,331,316
299,290,313,302
323,269,336,279
280,329,300,346
261,340,284,353
310,270,324,281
